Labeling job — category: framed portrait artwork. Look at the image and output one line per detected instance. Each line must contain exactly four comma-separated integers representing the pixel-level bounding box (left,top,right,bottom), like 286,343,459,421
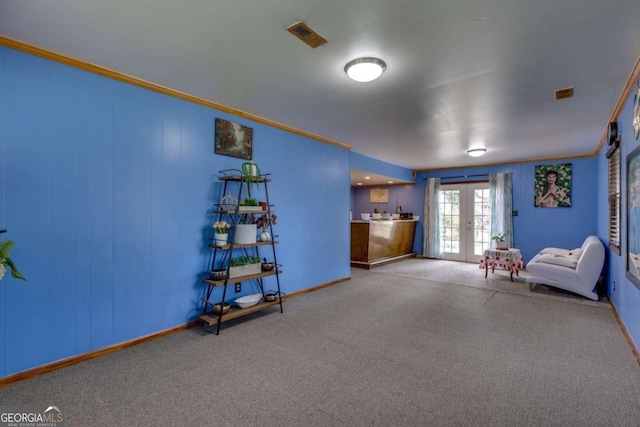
214,118,253,160
626,146,640,290
534,163,572,207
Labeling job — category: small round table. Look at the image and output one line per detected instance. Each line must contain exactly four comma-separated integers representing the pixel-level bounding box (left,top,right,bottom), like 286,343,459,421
480,248,524,281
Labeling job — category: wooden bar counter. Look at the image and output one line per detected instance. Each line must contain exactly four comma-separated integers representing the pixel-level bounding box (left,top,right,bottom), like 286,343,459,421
351,219,417,269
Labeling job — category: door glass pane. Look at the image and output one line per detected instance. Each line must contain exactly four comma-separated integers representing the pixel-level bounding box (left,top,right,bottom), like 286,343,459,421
439,190,460,254
473,188,491,255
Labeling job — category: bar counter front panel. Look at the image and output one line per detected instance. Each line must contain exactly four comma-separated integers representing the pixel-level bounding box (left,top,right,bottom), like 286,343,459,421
350,220,417,268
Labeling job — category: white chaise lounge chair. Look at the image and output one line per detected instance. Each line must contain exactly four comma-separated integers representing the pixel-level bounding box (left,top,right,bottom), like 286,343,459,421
526,236,605,301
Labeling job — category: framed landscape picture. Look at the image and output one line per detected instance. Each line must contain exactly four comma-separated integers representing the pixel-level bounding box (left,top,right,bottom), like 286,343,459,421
534,163,572,207
215,118,253,160
370,188,389,203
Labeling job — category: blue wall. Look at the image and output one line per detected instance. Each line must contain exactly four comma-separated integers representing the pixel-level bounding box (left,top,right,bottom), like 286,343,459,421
352,155,599,263
597,80,640,351
0,47,351,377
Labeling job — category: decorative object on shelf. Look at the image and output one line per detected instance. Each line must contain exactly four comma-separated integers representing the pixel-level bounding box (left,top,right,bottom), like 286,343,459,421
214,118,253,160
219,194,238,211
0,238,26,281
241,161,260,192
235,293,263,309
261,258,275,271
210,270,227,280
372,208,381,220
214,233,228,246
491,233,509,250
381,212,391,220
264,292,278,302
370,188,388,203
229,255,261,278
234,223,257,244
254,213,276,235
259,231,271,242
213,303,230,315
534,164,572,208
212,221,231,246
360,213,370,221
633,84,640,140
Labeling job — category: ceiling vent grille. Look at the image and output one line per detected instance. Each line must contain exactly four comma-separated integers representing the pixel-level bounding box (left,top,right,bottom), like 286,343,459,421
286,21,328,48
555,87,574,100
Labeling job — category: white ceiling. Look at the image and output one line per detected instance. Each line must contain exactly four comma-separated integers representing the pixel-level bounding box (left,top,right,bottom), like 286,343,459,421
2,0,639,174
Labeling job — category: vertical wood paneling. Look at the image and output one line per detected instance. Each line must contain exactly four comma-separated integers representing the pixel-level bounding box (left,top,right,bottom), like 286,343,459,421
0,47,352,377
111,84,155,341
84,71,115,350
150,95,164,331
4,50,52,374
179,104,215,318
158,99,185,326
48,62,79,361
111,84,129,344
123,88,153,340
73,67,93,355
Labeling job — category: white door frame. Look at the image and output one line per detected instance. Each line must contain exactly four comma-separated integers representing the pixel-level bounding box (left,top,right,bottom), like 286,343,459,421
439,182,490,263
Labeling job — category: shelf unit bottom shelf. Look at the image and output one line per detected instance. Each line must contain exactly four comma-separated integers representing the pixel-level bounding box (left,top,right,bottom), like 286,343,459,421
198,300,281,326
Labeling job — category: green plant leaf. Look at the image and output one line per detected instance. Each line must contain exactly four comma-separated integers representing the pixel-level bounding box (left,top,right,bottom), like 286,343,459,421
0,240,15,260
5,257,26,281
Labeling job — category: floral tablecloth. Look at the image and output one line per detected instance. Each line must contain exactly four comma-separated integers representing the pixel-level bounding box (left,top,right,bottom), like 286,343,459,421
479,248,524,281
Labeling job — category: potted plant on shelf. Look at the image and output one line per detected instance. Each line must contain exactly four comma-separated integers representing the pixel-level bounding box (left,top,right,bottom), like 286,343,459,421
392,205,402,220
212,220,231,246
372,208,381,220
241,161,260,192
491,233,509,250
229,255,261,278
239,197,261,212
234,218,257,244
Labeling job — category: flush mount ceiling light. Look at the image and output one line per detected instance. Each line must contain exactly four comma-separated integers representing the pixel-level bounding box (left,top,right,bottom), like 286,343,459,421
467,148,487,157
344,57,386,82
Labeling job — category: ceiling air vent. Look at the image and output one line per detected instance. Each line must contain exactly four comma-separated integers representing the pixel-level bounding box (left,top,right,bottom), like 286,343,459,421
286,21,328,48
555,87,574,100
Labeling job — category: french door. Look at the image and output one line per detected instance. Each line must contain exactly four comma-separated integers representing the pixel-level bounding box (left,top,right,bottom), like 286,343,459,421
439,183,490,263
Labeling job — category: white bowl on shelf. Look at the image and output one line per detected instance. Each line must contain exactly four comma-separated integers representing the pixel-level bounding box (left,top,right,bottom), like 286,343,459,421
235,293,263,309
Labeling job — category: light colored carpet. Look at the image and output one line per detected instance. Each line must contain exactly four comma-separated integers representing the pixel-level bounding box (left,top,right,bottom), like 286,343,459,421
373,258,610,308
1,259,637,427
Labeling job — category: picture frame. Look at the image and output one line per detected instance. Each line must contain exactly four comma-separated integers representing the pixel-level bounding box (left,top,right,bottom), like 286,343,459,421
214,118,253,160
626,146,640,290
370,188,389,203
533,163,572,207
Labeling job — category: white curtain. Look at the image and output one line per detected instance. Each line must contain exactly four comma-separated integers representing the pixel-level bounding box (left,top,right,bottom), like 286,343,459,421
489,173,513,248
423,178,441,258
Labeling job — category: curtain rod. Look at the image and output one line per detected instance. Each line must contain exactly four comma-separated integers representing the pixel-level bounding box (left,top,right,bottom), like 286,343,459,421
424,174,489,180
